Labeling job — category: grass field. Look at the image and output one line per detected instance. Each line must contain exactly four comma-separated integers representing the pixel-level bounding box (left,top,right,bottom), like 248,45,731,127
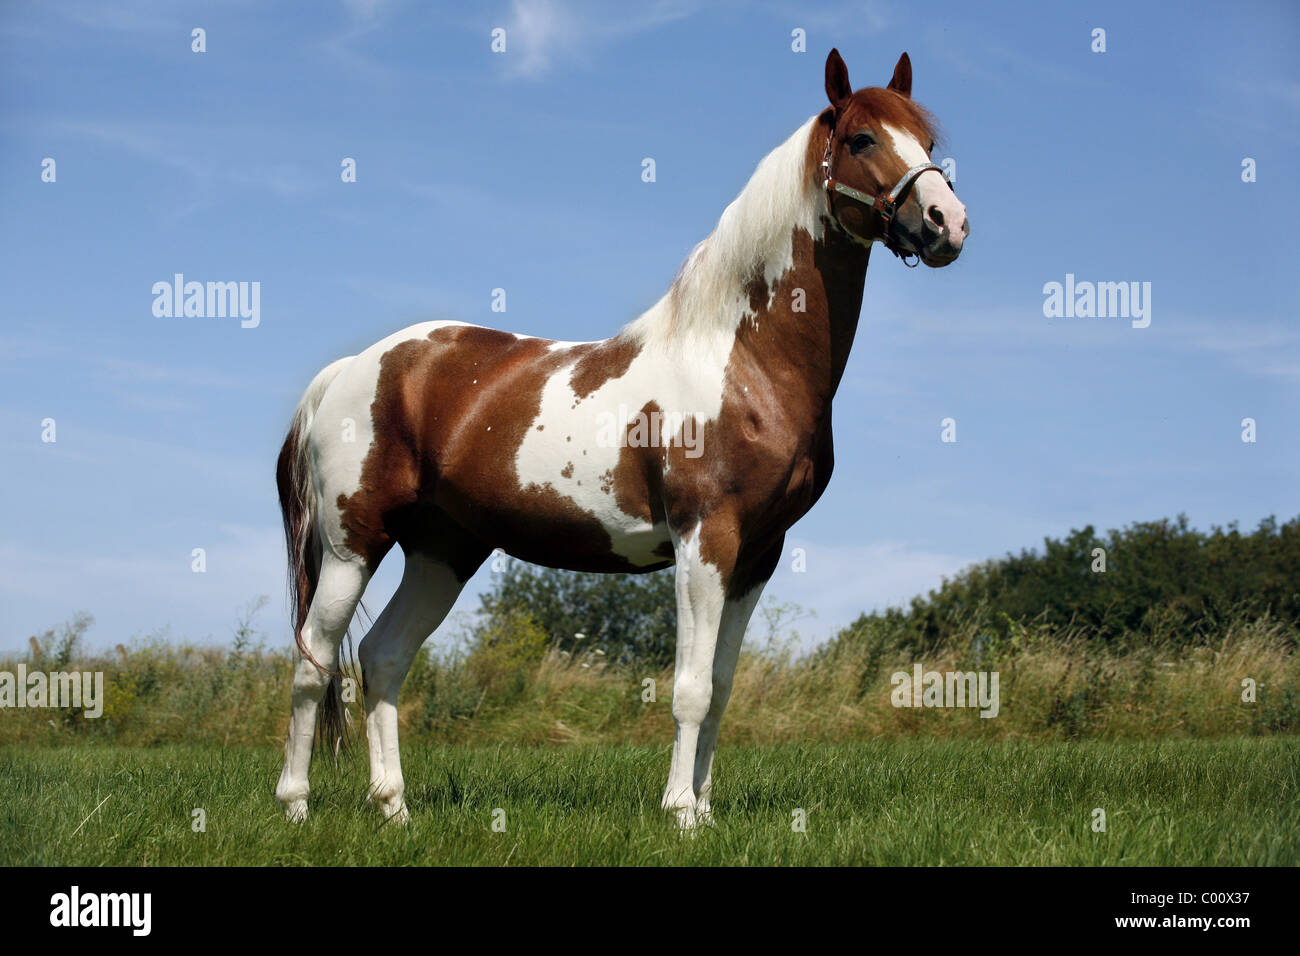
3,738,1296,866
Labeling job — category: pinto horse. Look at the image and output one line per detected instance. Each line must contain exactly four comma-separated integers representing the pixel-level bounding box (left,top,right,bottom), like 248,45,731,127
275,48,969,827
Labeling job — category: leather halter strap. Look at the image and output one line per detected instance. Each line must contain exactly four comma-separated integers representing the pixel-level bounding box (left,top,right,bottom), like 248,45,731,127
820,125,950,265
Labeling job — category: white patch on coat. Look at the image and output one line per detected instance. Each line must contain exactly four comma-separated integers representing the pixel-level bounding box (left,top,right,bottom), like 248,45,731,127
514,329,734,565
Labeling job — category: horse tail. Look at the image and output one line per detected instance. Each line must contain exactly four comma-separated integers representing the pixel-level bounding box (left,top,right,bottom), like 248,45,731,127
276,356,354,752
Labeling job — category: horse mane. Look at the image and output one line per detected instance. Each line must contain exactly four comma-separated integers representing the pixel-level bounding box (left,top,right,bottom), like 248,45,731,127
622,88,938,349
624,113,826,347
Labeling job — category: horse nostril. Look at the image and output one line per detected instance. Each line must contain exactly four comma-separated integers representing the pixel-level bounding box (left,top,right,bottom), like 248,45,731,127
927,205,945,228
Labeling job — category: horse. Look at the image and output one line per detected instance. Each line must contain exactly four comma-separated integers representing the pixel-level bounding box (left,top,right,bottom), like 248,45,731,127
274,48,969,828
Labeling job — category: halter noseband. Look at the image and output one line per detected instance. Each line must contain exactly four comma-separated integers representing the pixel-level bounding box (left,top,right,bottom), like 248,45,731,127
820,124,950,267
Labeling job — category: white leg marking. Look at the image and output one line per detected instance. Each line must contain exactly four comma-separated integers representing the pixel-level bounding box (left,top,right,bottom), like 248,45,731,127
275,555,369,822
661,529,728,830
693,583,765,824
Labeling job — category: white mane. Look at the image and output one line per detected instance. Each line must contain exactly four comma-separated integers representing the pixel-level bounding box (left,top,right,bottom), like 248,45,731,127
625,115,828,347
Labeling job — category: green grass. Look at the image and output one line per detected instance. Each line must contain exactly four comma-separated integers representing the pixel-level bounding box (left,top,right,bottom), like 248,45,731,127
3,738,1296,865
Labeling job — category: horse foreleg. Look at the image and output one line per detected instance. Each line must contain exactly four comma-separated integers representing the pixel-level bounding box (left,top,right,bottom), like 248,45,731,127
691,588,765,824
662,521,737,830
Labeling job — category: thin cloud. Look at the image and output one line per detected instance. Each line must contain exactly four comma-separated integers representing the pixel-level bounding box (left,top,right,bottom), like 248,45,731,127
1172,317,1300,384
765,0,891,38
0,333,250,391
342,0,389,20
94,356,248,391
319,7,398,84
765,538,976,649
0,526,285,650
51,1,176,34
500,0,698,80
858,304,1300,385
48,118,322,203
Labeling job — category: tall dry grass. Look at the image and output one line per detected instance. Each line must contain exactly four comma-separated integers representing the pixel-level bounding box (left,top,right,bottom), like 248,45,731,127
1,608,1294,747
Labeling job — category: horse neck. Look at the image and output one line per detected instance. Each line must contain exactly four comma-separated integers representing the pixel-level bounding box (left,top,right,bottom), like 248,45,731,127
731,224,871,419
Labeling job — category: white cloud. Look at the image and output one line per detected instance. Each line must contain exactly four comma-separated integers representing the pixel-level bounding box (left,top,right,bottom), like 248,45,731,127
500,0,696,80
505,0,576,78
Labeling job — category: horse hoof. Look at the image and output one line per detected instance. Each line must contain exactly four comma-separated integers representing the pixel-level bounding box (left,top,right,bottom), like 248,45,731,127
370,789,409,825
283,800,308,823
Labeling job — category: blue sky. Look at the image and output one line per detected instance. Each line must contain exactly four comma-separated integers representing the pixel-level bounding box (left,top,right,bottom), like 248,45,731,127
1,0,1296,653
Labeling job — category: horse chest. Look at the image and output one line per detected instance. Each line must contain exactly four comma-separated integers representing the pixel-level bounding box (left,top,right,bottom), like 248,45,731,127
725,375,833,510
764,433,831,528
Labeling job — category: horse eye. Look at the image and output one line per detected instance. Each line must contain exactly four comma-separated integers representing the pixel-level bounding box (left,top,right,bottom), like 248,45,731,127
927,141,935,153
849,133,875,153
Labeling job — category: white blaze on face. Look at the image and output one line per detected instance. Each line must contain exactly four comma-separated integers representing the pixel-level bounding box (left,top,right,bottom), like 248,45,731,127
880,123,967,238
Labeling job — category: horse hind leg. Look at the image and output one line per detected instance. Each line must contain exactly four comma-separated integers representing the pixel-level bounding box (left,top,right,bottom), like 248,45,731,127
275,552,369,822
358,549,482,823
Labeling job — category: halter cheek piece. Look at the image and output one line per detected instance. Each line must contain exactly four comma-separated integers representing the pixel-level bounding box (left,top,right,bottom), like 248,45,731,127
820,126,951,267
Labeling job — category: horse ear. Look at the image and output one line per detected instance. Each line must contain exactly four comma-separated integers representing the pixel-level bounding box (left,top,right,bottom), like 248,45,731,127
825,48,852,110
887,52,912,98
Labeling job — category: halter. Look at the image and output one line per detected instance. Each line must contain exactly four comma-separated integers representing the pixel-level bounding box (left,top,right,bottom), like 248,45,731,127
820,124,950,267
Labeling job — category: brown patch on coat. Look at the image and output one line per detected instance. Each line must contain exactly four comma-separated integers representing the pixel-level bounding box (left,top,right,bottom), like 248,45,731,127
336,327,661,577
610,401,667,532
569,335,641,400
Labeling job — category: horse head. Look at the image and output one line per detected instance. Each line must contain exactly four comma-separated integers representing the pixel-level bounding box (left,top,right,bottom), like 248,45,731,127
820,49,969,267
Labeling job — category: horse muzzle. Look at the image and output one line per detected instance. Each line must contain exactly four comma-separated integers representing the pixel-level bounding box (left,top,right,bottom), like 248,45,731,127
916,203,969,267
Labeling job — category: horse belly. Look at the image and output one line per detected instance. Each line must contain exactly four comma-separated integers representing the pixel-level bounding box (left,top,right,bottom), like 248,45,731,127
507,517,673,573
436,460,673,573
